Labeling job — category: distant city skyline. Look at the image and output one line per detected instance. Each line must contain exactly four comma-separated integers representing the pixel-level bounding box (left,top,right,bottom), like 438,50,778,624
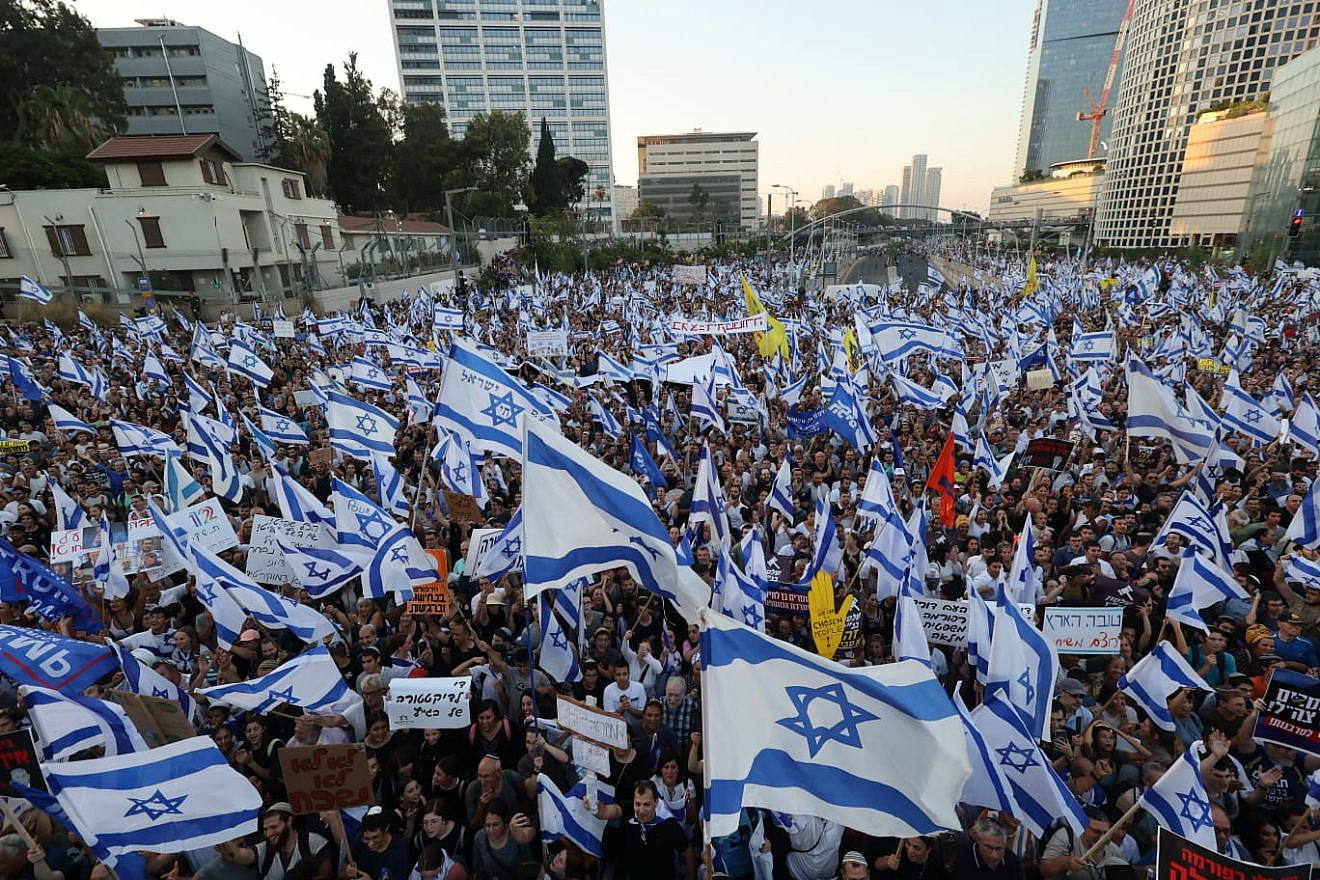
79,0,1036,215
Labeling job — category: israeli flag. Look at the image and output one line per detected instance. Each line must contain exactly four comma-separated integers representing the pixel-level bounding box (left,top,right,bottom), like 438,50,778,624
434,339,555,458
271,464,335,528
274,539,362,599
40,737,261,861
349,356,394,391
768,456,795,519
522,420,709,618
21,685,148,760
332,478,399,553
690,444,730,550
182,371,211,413
892,594,931,666
112,419,178,459
241,413,277,461
1285,476,1320,549
1293,393,1320,456
1118,642,1211,731
701,610,968,839
629,433,668,490
691,374,725,435
952,690,1015,818
327,389,399,460
47,476,85,530
1070,330,1116,362
537,774,609,858
434,305,464,331
712,550,766,632
194,546,338,645
1126,357,1214,463
114,644,199,722
260,406,309,445
1220,370,1280,445
1286,554,1320,591
969,689,1087,839
973,432,1013,487
19,276,53,305
538,591,581,683
857,457,899,527
94,516,132,601
432,428,481,500
985,586,1057,742
164,450,205,513
142,351,170,386
190,548,251,649
890,372,945,411
471,508,524,581
1165,551,1248,631
226,340,273,388
405,377,436,423
190,413,242,502
197,645,359,714
1137,745,1218,850
596,352,633,383
1153,491,1231,569
47,406,92,440
866,321,951,363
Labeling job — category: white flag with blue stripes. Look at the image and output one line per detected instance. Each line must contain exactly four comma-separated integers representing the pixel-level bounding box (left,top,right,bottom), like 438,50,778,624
471,507,523,581
1165,551,1248,632
275,539,362,598
47,404,93,436
21,685,148,760
272,465,335,528
1286,476,1320,549
1220,370,1280,445
41,737,260,860
701,609,967,839
226,340,273,388
985,586,1057,742
197,645,359,714
768,456,795,519
193,546,338,644
19,276,53,304
1126,357,1213,464
260,406,310,445
327,389,399,460
522,420,709,618
1137,745,1217,850
1293,393,1320,456
435,339,555,458
112,419,178,458
114,644,199,721
537,774,609,857
1118,642,1210,731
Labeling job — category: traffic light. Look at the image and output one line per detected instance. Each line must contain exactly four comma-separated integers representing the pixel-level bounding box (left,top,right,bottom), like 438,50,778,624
1290,210,1305,237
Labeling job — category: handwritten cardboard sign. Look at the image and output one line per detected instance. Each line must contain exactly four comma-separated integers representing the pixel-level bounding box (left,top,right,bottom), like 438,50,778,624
1043,606,1123,655
113,690,197,748
308,447,333,468
912,597,1036,647
246,515,333,586
443,490,484,523
278,744,373,815
384,676,470,729
556,696,630,749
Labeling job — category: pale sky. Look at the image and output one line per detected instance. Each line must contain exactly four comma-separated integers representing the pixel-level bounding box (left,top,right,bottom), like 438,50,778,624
80,0,1035,214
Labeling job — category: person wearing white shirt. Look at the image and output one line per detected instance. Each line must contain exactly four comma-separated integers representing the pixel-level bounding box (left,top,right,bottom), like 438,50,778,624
970,558,1008,599
785,815,844,880
1070,540,1116,579
602,664,646,719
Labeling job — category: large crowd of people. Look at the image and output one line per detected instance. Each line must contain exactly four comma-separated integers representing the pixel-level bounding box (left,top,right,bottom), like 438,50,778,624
0,243,1319,880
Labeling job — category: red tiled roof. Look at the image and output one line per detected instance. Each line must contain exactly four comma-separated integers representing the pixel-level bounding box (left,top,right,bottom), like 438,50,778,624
86,134,241,162
338,214,450,235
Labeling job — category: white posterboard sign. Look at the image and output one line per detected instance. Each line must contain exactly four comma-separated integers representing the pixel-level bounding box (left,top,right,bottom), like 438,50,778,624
526,330,569,358
465,528,502,575
168,498,239,555
556,696,630,749
385,677,471,729
246,515,332,586
272,319,296,338
571,736,610,775
672,264,707,285
292,390,323,410
1025,368,1055,390
912,597,1037,647
1043,606,1124,655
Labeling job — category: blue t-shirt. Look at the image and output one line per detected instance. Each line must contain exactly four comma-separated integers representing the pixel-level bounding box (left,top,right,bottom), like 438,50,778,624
1273,632,1319,668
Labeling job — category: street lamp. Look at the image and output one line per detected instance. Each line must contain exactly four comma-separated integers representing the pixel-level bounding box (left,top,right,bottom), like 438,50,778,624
772,184,798,272
41,213,74,298
444,187,476,280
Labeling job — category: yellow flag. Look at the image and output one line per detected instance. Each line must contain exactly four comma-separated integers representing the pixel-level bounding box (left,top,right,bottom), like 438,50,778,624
1021,255,1038,299
741,273,788,359
842,327,859,372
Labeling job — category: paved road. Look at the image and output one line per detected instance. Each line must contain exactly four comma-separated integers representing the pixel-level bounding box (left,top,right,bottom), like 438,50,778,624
839,255,897,287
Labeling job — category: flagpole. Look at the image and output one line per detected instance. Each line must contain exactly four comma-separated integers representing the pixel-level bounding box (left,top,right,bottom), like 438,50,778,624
1079,796,1142,861
0,798,38,851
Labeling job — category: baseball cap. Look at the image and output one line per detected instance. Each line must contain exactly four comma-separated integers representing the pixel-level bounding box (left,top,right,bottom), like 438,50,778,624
1278,611,1303,624
1055,678,1087,697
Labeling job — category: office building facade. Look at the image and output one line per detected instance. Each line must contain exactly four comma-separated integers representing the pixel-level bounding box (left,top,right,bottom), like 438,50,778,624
388,0,615,227
1096,0,1320,249
637,131,759,228
882,185,900,210
1012,0,1130,178
97,19,270,162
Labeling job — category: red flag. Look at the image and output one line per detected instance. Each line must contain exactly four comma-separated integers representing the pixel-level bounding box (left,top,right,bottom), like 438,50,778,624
926,432,958,527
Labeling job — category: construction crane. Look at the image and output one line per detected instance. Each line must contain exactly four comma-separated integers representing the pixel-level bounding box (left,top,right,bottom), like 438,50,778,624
1076,0,1135,160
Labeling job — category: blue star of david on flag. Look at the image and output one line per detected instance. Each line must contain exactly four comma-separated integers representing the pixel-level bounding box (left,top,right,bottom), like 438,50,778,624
197,582,218,603
267,686,297,704
1082,339,1095,351
776,682,878,758
742,603,764,629
355,509,393,541
124,789,187,820
549,628,569,650
481,390,525,428
995,742,1039,773
355,414,379,435
275,419,290,432
243,355,258,368
303,561,330,581
389,546,409,564
1178,789,1213,832
897,328,917,341
1245,409,1263,424
501,537,521,558
1016,669,1036,706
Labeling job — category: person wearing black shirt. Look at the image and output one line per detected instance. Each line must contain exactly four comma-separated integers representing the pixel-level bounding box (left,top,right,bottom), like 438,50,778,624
345,809,413,880
614,780,694,880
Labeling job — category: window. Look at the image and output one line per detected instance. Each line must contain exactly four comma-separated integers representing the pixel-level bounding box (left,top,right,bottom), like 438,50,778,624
137,160,166,186
200,158,227,185
321,224,334,249
44,225,90,257
138,216,165,249
295,223,310,249
282,179,302,200
0,229,9,259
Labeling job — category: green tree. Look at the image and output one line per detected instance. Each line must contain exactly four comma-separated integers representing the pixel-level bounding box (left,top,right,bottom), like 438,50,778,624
1,0,125,146
556,156,589,212
780,205,811,231
24,84,105,153
256,67,293,167
314,53,393,213
0,142,107,188
286,113,330,198
528,117,563,216
632,201,664,219
687,183,709,223
390,101,456,214
457,111,531,217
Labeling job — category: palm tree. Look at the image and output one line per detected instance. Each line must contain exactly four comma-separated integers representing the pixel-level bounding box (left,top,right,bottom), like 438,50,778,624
25,85,105,153
286,113,330,197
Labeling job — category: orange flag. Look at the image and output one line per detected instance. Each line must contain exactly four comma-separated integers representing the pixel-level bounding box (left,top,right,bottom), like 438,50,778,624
926,432,958,527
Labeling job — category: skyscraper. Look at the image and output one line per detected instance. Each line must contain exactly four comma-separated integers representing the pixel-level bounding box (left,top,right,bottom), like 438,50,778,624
98,19,270,162
899,166,913,219
822,184,836,199
924,168,942,220
1096,0,1320,249
1011,0,1130,179
882,185,900,211
387,0,616,226
910,154,928,218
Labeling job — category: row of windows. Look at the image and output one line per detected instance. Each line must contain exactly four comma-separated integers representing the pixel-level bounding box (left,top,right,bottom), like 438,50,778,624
123,75,207,89
109,45,201,59
125,104,215,117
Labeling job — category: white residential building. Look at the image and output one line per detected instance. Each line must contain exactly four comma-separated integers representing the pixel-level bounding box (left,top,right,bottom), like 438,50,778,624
636,130,760,229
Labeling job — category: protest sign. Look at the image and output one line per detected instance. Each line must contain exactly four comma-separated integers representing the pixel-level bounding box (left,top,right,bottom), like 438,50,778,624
527,330,569,358
1253,668,1320,757
466,527,502,574
726,400,762,425
808,574,852,660
293,390,322,410
384,677,471,729
246,515,331,586
786,407,827,439
168,498,238,555
50,520,166,584
278,744,373,815
672,264,707,285
0,440,30,453
668,316,767,336
0,729,44,796
913,597,1036,647
1156,827,1306,879
406,550,451,616
1020,437,1075,470
443,489,484,523
1196,357,1232,375
1024,369,1055,390
272,319,295,338
113,691,196,748
556,696,630,749
308,447,333,468
571,736,610,775
1042,606,1124,654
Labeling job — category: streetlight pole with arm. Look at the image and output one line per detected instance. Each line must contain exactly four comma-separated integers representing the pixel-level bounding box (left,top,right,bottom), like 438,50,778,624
444,186,477,282
772,184,798,270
